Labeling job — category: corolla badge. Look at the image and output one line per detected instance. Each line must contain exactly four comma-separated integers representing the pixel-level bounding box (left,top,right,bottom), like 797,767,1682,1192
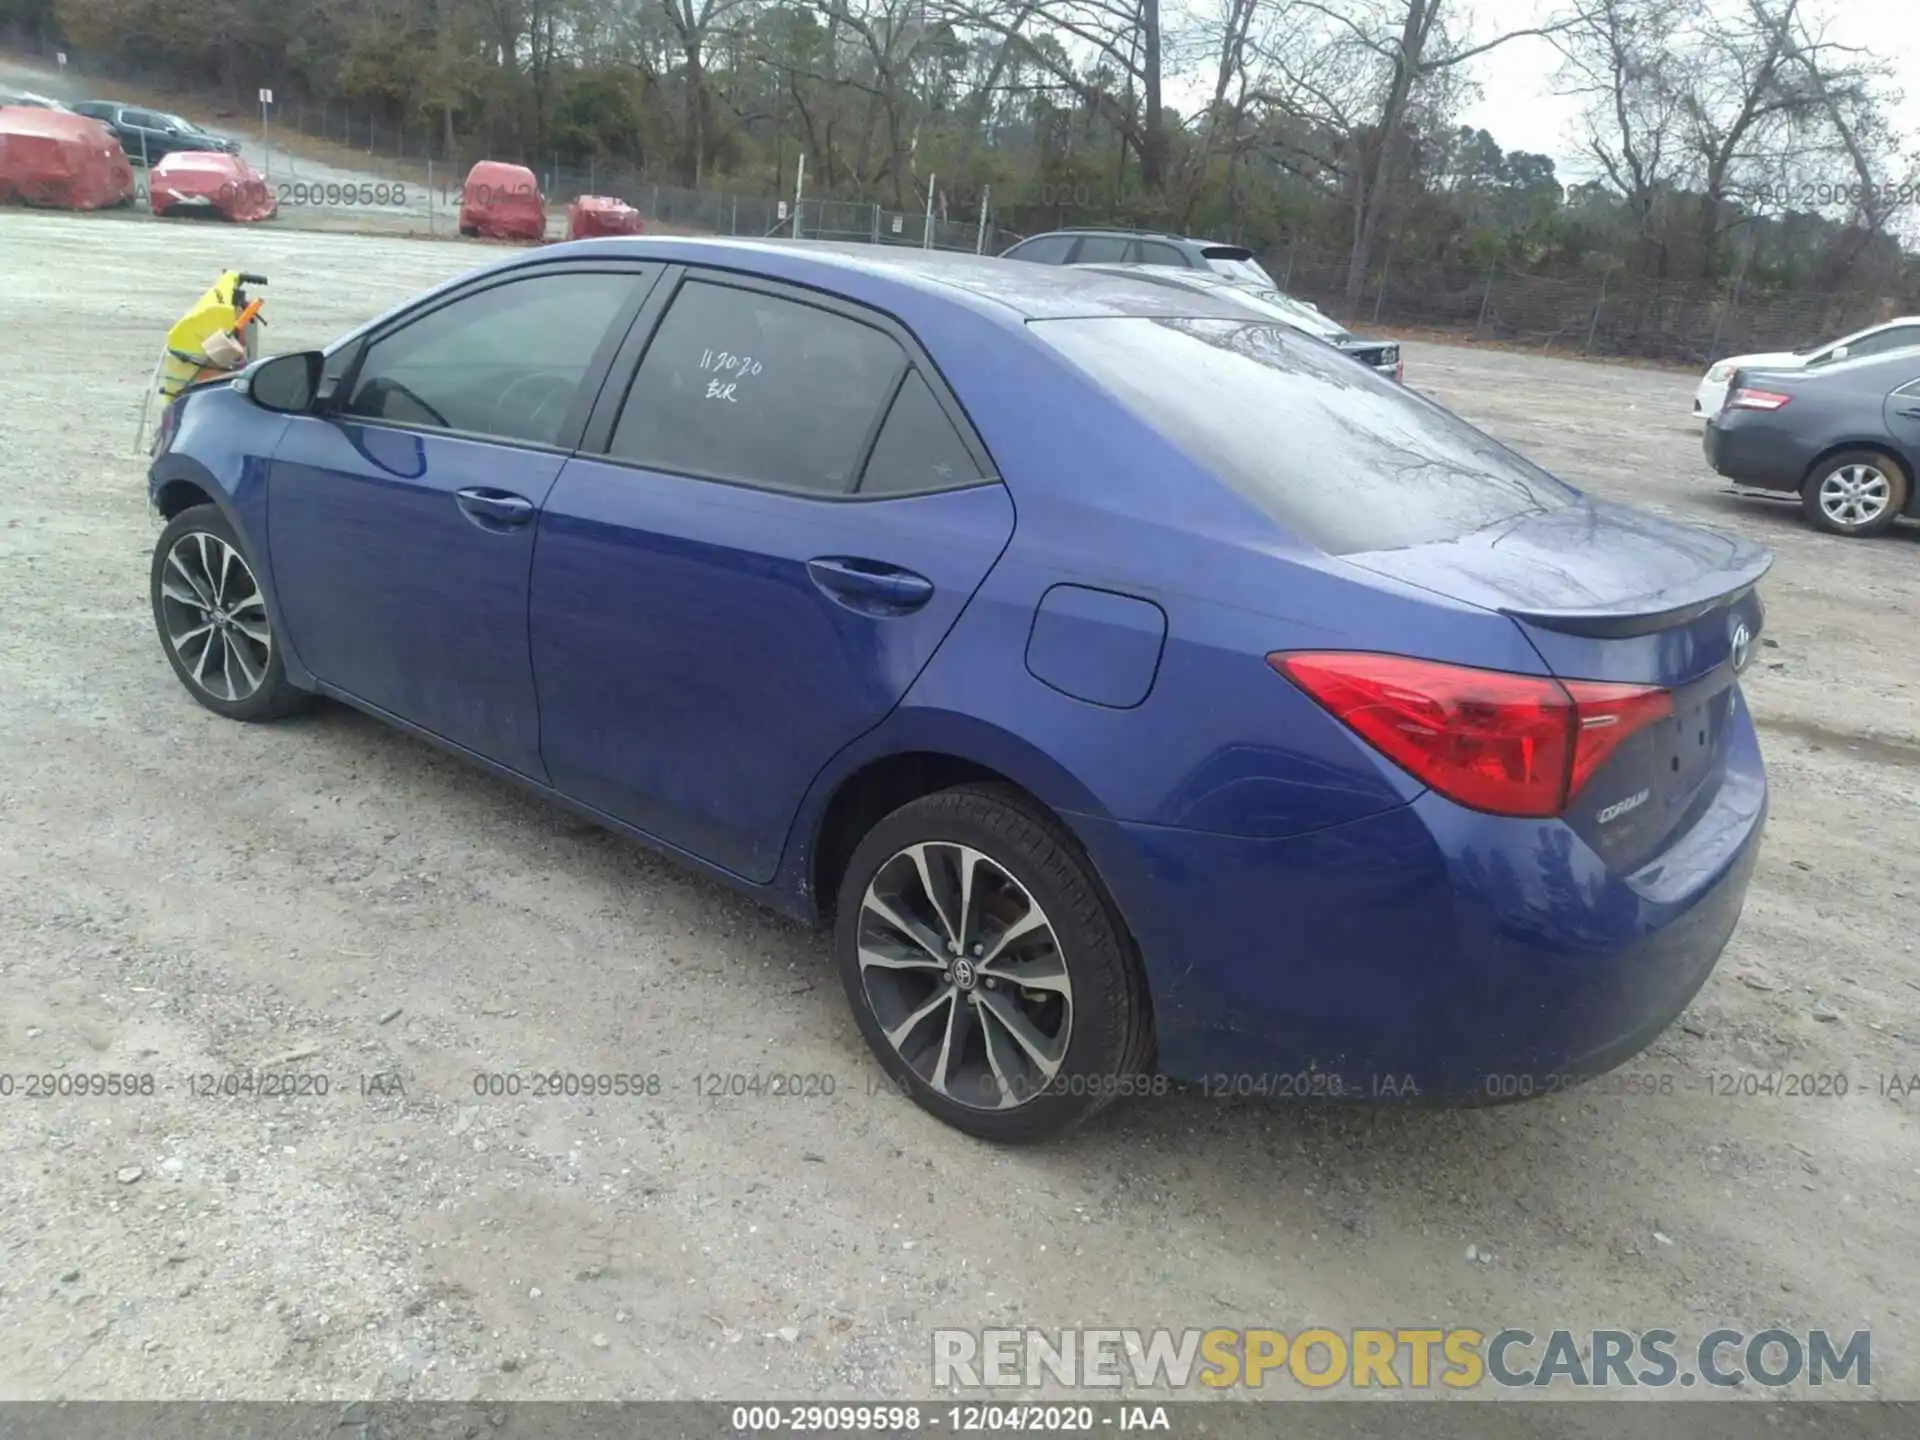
1597,789,1651,825
1730,621,1752,673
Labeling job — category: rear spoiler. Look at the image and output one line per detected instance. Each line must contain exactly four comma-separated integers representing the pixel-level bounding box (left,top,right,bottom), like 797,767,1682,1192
1500,551,1773,639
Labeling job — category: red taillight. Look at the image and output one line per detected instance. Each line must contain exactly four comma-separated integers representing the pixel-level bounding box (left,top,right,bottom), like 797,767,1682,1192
1727,387,1791,411
1270,652,1673,819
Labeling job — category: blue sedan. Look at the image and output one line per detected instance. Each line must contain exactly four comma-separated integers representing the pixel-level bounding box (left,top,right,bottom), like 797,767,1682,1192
146,237,1771,1140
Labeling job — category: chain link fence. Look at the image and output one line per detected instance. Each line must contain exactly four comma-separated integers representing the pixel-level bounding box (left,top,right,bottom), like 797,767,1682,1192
0,39,1022,254
1268,243,1908,365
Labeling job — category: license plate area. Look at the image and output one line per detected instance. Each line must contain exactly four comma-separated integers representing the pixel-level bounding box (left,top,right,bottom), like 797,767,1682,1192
1658,672,1734,801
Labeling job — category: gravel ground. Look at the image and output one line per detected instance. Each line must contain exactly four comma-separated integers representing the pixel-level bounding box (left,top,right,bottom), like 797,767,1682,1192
0,210,1917,1407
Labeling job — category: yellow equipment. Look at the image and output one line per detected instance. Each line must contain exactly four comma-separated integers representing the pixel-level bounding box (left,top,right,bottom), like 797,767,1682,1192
137,270,268,452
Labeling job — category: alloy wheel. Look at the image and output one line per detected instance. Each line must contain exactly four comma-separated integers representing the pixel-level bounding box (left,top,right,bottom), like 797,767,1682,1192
159,530,272,703
856,843,1073,1111
1819,464,1891,529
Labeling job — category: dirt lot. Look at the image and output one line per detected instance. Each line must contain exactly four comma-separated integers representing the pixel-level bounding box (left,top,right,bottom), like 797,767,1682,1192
0,209,1916,1408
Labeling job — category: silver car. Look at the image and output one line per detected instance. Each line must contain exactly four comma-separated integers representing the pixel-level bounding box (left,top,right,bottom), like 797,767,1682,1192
1077,263,1404,383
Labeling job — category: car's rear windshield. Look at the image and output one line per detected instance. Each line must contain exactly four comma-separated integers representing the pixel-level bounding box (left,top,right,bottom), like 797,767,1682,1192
1201,248,1276,285
1029,316,1575,555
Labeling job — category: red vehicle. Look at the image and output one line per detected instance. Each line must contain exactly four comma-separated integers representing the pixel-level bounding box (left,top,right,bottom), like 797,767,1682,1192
0,105,134,210
148,150,276,221
567,194,644,239
459,160,545,242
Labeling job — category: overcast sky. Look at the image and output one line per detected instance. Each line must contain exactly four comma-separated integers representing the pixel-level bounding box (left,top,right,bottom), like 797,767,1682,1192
1452,0,1920,183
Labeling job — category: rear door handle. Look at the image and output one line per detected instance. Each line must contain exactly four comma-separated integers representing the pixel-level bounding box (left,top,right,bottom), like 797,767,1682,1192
455,488,535,529
806,557,935,616
1898,407,1920,420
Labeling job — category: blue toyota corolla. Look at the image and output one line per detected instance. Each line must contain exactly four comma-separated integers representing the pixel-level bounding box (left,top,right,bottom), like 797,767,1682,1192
147,237,1770,1140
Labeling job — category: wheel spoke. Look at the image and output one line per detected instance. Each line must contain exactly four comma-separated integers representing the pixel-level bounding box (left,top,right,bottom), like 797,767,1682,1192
987,952,1072,996
161,578,208,611
955,846,983,953
976,989,1065,1081
979,1010,1024,1108
170,621,215,649
857,942,948,975
861,892,949,964
213,539,236,606
978,905,1049,968
929,991,978,1098
885,984,956,1050
232,616,272,646
166,549,213,608
191,626,219,686
224,630,263,694
909,843,960,949
194,533,218,602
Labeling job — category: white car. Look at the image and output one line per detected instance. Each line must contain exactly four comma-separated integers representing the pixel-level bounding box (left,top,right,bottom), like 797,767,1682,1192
0,90,69,110
1695,316,1920,419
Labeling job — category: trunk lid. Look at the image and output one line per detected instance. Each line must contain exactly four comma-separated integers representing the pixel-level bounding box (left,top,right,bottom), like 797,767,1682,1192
1347,498,1770,868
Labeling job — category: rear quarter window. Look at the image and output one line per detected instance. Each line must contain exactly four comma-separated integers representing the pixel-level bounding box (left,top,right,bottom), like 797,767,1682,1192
1030,316,1575,555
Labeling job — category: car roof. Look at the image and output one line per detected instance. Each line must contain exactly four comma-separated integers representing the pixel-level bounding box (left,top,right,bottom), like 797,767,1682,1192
1749,344,1920,382
1842,316,1920,338
1079,262,1248,289
497,236,1260,322
1022,228,1249,250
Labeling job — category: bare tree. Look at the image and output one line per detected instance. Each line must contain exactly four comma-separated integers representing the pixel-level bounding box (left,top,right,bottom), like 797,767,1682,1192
1554,0,1693,275
660,0,759,185
941,0,1170,190
1258,1,1582,309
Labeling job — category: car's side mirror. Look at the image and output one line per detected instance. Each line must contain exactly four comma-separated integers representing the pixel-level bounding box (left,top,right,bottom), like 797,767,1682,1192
1831,344,1850,360
239,351,324,414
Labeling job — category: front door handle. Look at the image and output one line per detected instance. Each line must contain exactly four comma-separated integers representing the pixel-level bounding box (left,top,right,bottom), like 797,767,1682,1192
456,488,535,529
1898,407,1920,420
806,557,935,616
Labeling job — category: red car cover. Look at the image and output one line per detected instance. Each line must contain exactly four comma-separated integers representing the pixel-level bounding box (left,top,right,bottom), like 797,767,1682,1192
148,151,277,222
0,106,134,210
460,161,545,241
567,194,645,240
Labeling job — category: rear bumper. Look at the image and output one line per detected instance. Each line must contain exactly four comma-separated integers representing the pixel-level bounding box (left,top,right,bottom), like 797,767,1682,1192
1070,711,1767,1101
1703,419,1806,493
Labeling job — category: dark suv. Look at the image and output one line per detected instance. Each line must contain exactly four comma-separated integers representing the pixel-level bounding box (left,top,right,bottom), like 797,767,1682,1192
1001,228,1276,284
69,101,240,165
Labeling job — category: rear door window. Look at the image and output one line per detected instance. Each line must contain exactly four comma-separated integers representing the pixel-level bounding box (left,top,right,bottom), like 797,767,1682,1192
1070,236,1134,264
1031,316,1574,555
1846,326,1920,359
608,279,909,495
1005,235,1074,264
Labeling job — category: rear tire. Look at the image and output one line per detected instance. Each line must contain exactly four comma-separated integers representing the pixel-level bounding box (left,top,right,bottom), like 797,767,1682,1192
151,504,311,722
833,784,1153,1143
1801,449,1908,538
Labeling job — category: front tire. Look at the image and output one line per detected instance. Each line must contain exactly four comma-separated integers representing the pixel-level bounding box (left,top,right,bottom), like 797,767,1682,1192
1802,449,1908,538
833,785,1153,1142
150,504,310,721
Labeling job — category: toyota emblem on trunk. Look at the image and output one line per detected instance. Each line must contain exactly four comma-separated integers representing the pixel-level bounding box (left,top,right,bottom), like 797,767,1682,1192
1730,622,1752,673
